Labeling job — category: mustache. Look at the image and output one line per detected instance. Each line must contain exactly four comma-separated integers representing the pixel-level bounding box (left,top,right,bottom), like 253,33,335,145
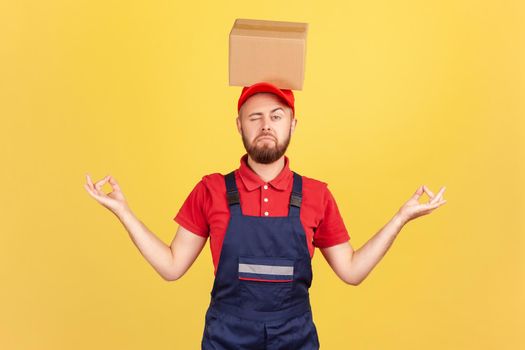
257,134,276,140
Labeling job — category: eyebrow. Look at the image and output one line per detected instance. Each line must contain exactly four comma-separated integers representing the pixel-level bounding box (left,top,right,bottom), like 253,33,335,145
247,107,285,118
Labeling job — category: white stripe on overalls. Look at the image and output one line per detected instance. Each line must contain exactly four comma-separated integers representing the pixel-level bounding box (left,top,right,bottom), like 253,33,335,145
239,263,294,276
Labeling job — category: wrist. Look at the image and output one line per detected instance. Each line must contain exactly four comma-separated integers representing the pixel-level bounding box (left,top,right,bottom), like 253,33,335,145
392,212,407,229
114,206,133,221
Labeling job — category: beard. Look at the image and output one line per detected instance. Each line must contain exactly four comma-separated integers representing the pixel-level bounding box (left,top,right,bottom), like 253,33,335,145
241,128,292,164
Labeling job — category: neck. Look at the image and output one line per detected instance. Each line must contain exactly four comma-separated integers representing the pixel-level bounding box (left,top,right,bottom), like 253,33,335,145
246,155,285,183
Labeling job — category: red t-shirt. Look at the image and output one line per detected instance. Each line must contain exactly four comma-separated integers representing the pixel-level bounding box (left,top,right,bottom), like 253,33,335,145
174,153,350,276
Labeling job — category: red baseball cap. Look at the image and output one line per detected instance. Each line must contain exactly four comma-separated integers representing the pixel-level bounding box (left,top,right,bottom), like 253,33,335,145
237,82,295,115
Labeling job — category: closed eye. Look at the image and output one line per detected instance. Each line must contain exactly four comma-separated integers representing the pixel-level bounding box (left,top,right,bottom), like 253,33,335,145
249,115,282,121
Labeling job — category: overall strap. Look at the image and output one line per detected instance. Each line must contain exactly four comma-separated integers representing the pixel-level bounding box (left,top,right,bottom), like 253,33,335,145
224,170,303,217
225,171,242,215
289,171,302,217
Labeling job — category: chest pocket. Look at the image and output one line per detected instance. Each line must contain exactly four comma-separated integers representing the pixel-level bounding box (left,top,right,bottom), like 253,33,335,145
238,256,295,311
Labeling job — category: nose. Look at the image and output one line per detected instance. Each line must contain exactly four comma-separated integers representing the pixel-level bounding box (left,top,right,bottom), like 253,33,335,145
262,115,272,132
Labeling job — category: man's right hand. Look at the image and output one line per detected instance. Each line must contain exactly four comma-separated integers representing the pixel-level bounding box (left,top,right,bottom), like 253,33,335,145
84,173,130,216
83,173,208,281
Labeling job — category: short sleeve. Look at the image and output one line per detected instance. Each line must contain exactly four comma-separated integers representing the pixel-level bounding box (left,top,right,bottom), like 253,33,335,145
173,179,210,238
313,185,350,248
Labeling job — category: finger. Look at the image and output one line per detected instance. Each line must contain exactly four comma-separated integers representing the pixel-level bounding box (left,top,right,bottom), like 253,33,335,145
423,201,440,210
86,173,103,194
423,185,435,199
84,183,100,199
108,175,121,192
430,186,446,204
411,185,425,200
86,174,96,192
426,199,447,210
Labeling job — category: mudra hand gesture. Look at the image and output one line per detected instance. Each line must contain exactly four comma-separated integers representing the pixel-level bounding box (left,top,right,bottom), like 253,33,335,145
396,185,447,225
84,174,130,216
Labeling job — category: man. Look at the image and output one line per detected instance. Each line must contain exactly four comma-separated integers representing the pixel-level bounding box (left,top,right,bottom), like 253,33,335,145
84,82,447,350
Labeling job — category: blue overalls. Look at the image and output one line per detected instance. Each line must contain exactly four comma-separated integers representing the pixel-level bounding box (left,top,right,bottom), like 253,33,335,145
201,170,321,350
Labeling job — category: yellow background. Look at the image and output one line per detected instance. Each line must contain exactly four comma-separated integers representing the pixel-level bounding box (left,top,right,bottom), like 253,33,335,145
1,0,524,349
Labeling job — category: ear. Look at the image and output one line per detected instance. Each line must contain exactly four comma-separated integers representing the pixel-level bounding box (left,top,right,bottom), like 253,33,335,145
290,117,297,134
236,116,242,134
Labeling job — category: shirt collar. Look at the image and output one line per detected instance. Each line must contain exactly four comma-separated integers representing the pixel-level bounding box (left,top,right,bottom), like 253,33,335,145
237,153,293,192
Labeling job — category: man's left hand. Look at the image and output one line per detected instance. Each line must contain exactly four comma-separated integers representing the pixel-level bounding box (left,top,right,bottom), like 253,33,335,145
396,185,447,225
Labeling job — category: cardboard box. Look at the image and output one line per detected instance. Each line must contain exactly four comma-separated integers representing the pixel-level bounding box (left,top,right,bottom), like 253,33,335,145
229,18,308,90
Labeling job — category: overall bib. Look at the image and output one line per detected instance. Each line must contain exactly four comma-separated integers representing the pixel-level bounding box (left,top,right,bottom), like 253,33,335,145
201,171,320,350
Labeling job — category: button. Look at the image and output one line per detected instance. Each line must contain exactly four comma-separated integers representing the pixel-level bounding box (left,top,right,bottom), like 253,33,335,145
264,211,269,216
263,185,268,190
264,198,268,202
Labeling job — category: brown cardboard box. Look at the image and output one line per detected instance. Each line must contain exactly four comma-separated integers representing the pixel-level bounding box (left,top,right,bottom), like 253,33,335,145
229,18,308,90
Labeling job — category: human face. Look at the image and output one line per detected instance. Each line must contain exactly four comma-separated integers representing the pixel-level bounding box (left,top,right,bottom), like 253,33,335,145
236,92,297,164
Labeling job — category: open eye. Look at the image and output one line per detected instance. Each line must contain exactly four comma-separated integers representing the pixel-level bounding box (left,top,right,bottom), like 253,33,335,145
272,115,282,120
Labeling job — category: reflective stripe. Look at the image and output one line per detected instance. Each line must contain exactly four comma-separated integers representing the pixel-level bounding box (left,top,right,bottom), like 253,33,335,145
239,263,294,276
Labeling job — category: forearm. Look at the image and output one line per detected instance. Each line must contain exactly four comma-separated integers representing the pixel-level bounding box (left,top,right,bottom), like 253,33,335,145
115,209,175,280
348,213,405,285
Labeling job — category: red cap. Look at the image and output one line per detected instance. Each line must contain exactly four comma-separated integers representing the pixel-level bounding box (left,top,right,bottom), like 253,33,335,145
237,82,295,115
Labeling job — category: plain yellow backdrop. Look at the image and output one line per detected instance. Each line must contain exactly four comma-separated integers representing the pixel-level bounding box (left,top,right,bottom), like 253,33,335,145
1,0,524,349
